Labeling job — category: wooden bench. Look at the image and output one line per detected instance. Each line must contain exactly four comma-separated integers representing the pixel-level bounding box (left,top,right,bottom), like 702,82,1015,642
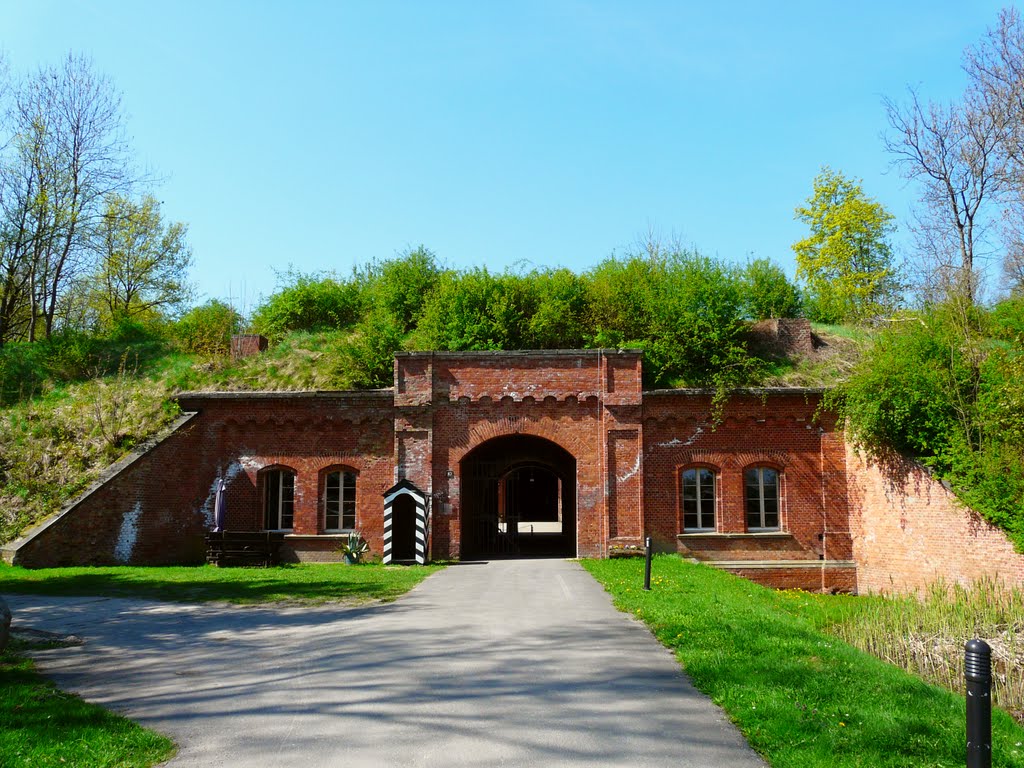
205,531,286,567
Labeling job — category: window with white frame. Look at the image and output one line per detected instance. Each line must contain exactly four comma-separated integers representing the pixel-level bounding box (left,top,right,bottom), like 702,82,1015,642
745,466,780,530
324,470,356,531
264,469,295,530
681,467,716,531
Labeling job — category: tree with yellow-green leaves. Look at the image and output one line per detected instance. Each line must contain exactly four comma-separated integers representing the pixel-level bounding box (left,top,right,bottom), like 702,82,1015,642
92,194,194,329
793,167,902,323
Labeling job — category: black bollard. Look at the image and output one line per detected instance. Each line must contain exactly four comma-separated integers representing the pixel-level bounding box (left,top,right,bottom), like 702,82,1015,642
643,536,652,591
965,638,992,768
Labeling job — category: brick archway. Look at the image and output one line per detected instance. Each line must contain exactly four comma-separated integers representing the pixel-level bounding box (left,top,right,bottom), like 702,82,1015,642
460,434,576,558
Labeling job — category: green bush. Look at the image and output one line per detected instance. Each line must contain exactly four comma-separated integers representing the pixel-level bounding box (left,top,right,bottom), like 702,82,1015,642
411,269,539,351
335,313,405,389
173,300,242,355
841,308,966,459
740,258,802,320
526,268,589,349
841,300,1024,550
990,295,1024,343
649,252,759,387
802,288,847,325
361,246,441,333
251,271,362,339
584,256,658,345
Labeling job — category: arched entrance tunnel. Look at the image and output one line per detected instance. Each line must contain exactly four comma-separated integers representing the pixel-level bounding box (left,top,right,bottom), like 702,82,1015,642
460,435,577,558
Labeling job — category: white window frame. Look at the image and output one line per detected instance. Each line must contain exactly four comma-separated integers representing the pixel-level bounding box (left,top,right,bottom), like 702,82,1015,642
264,469,295,531
745,466,781,531
681,467,716,532
324,470,357,532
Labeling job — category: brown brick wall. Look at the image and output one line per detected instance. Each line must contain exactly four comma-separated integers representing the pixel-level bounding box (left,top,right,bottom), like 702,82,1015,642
642,390,852,569
723,564,857,593
847,444,1024,594
11,414,210,567
413,351,644,559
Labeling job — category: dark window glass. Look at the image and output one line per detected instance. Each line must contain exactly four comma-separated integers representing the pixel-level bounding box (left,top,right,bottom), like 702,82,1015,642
324,470,357,530
682,468,715,530
745,467,780,530
265,470,295,530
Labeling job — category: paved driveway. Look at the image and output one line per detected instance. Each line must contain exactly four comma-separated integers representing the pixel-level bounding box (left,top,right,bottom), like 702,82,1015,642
6,560,766,767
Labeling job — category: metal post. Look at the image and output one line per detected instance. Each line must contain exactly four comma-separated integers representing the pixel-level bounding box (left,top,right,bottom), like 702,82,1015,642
643,536,652,591
965,638,992,768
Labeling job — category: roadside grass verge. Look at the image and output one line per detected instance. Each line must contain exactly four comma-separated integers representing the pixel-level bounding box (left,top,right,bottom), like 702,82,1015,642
582,556,1024,768
0,644,175,768
0,562,444,605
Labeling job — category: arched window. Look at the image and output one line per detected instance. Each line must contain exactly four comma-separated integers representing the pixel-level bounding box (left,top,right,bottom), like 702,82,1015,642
263,468,296,530
681,467,716,531
745,466,780,531
324,469,357,531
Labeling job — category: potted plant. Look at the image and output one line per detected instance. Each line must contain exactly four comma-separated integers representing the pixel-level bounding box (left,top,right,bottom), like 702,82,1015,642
339,532,370,565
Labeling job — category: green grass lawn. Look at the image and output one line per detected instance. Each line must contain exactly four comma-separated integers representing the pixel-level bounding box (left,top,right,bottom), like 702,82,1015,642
0,646,175,768
583,556,1024,768
0,561,444,605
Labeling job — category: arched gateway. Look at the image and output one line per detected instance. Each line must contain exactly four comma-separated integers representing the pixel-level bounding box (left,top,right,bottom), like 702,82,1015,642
460,435,576,558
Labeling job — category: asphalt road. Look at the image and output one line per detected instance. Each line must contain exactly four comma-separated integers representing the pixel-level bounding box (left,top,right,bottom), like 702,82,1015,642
6,559,767,767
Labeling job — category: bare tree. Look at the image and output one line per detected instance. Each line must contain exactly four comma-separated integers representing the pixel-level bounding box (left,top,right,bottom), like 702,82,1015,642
965,8,1024,292
6,53,131,340
884,86,1005,304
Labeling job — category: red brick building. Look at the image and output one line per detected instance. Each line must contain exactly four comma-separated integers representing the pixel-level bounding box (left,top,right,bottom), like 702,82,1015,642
4,350,864,590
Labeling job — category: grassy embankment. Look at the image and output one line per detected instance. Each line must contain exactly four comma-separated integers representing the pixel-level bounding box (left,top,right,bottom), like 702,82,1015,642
583,556,1024,768
0,330,376,545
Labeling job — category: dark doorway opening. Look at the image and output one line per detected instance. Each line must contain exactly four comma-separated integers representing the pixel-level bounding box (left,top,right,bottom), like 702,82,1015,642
460,435,576,558
391,494,417,562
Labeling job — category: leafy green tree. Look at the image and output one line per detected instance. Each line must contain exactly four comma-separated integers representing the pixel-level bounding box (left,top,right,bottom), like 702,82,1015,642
93,194,193,328
645,251,757,388
793,167,901,323
740,258,802,320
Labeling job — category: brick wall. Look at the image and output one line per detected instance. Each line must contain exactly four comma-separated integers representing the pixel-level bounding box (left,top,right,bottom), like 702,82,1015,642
748,318,814,358
6,393,396,567
641,389,854,591
7,413,207,567
847,444,1024,594
405,350,644,559
230,334,268,360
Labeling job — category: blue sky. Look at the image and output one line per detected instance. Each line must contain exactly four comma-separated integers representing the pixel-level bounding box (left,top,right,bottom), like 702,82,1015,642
5,1,1009,310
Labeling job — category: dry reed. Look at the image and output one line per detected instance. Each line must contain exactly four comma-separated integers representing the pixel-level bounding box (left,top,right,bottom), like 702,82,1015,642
831,576,1024,720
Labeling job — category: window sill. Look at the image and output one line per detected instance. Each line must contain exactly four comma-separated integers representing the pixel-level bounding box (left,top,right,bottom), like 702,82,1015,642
677,531,790,539
284,533,354,540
